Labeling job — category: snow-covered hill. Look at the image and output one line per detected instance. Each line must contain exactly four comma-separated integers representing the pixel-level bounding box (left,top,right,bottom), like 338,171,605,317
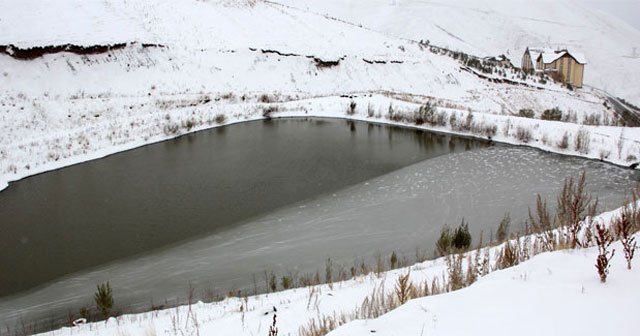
277,0,640,105
1,0,638,192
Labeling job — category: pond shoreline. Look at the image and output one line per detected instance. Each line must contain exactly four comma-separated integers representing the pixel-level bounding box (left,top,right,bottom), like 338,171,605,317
1,94,638,193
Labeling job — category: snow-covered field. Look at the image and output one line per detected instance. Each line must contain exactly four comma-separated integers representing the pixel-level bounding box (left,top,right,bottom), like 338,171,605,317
36,206,638,336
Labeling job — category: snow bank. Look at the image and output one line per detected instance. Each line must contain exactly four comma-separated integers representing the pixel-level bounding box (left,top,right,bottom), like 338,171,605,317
36,205,638,336
328,237,639,336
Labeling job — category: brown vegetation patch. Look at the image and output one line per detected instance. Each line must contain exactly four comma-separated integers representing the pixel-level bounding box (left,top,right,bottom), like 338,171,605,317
1,42,162,60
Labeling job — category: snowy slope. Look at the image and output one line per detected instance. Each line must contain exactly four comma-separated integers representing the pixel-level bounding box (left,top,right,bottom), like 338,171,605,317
35,206,639,336
277,0,640,105
0,0,153,48
328,241,639,336
4,0,635,192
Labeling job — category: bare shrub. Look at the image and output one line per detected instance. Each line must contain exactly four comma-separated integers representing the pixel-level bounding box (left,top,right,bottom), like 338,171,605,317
583,113,601,126
435,111,447,126
359,283,395,319
574,129,591,154
462,112,474,131
182,118,197,131
518,108,535,118
394,272,415,305
496,213,510,242
472,122,497,138
495,240,519,270
556,171,598,248
263,105,279,118
387,104,404,122
435,224,452,256
502,118,511,136
325,258,333,284
465,254,478,285
541,107,562,121
367,103,375,117
258,94,273,103
515,126,532,143
528,195,557,252
614,209,637,270
346,100,357,115
163,123,180,136
298,313,347,336
449,113,459,130
561,110,577,123
617,129,625,159
375,254,385,276
414,102,436,125
281,275,293,290
484,123,498,138
216,92,232,101
476,242,491,278
557,132,570,149
594,222,615,283
446,254,464,291
215,114,226,124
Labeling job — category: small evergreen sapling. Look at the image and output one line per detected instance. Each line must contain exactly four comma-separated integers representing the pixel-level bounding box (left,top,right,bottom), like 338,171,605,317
452,219,472,251
94,282,114,319
435,224,452,256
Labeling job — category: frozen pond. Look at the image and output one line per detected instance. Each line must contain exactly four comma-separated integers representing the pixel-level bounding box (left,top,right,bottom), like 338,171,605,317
0,118,636,332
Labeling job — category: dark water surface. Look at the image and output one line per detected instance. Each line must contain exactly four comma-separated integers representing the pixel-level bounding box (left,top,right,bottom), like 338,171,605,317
0,118,636,333
0,119,485,297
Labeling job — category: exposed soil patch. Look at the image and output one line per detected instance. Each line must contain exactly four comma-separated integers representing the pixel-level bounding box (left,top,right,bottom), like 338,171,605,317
311,55,345,68
0,42,162,60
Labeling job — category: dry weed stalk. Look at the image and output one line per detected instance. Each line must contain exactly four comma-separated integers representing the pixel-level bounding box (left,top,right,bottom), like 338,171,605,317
394,272,415,305
495,240,519,270
614,210,637,270
528,195,557,252
446,254,465,291
268,314,278,336
556,171,598,248
594,222,615,283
